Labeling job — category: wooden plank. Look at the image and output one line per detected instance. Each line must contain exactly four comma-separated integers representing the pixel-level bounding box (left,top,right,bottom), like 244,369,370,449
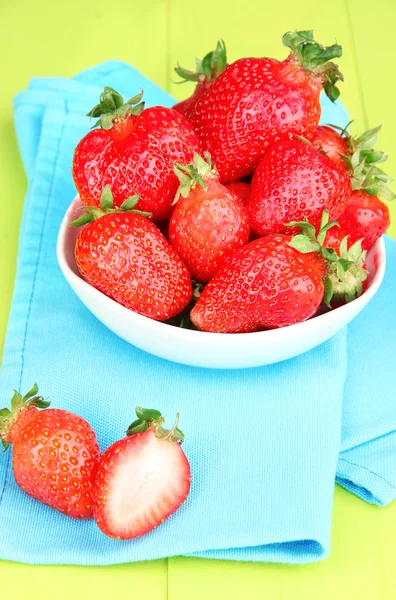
0,560,168,600
347,0,396,236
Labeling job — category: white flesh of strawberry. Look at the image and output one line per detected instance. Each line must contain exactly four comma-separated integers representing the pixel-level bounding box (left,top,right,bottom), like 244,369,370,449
104,432,190,537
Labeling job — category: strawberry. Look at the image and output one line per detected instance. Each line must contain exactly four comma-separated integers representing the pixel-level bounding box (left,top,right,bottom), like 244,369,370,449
190,234,325,332
0,384,100,519
92,407,191,540
71,187,192,321
311,125,349,172
189,30,343,182
190,210,367,332
325,190,391,251
173,40,227,119
225,181,250,205
247,139,351,236
168,153,250,282
72,87,201,222
311,124,394,250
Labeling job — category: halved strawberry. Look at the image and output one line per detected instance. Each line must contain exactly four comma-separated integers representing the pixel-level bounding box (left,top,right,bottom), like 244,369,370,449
92,407,191,539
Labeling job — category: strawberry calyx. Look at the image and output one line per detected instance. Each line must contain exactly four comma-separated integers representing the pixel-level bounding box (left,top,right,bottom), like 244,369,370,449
87,87,145,130
175,40,227,84
324,123,396,201
69,186,152,227
282,30,343,101
326,236,367,304
0,383,50,450
173,152,217,204
286,209,367,306
127,406,184,444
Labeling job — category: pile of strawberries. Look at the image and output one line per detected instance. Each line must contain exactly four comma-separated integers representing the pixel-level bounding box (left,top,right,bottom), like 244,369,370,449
70,30,394,333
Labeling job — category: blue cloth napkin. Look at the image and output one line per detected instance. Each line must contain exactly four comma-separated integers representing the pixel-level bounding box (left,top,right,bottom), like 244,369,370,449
0,61,395,565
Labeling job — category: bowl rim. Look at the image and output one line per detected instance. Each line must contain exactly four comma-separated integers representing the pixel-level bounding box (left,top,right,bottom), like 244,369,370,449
57,196,387,344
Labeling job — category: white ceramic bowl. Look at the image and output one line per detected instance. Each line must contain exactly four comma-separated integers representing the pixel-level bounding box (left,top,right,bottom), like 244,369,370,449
57,196,386,369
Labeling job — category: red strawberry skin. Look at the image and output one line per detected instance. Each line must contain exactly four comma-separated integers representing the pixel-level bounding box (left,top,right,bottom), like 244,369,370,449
325,190,390,251
169,179,250,282
173,80,212,119
247,139,352,236
189,56,323,183
190,234,324,333
225,181,250,205
12,409,100,519
73,107,201,222
311,125,350,172
75,213,192,320
92,429,191,539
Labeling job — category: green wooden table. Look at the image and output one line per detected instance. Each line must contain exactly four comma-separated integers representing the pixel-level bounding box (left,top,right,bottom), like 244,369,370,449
1,1,395,598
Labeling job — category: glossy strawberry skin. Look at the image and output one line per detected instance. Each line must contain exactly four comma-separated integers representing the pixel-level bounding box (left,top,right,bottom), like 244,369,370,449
75,213,192,320
73,107,201,222
189,56,323,183
12,409,100,519
311,125,350,172
168,179,250,282
92,429,191,539
325,190,390,251
247,139,352,236
190,234,324,333
173,80,212,119
225,181,250,205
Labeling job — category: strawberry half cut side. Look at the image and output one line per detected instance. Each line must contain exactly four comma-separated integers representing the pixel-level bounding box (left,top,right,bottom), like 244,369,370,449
93,407,191,540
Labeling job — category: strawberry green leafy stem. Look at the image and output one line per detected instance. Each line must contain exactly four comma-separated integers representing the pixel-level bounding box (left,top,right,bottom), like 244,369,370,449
87,87,145,130
127,407,184,444
173,152,217,204
286,209,367,306
327,123,396,201
69,186,152,227
282,30,343,102
0,383,50,451
175,40,227,83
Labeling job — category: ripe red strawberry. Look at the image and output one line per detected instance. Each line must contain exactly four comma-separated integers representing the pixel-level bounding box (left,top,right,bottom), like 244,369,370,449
189,30,343,182
92,407,191,539
73,87,201,222
0,384,100,519
247,139,351,236
173,40,227,119
311,125,350,172
71,188,192,320
311,124,394,251
168,153,250,282
325,190,391,251
225,181,250,205
190,234,325,332
190,210,368,332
